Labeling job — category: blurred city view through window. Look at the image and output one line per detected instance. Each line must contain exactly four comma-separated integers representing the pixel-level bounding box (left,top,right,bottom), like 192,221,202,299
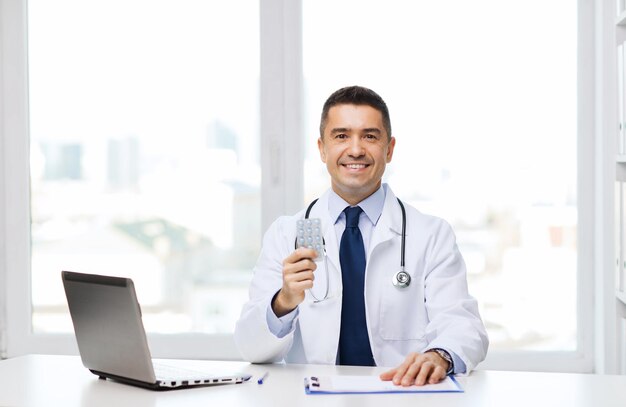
28,0,577,353
28,0,261,333
303,0,577,351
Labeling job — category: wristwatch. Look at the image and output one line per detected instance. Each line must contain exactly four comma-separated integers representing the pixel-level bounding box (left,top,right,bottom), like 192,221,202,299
425,348,454,375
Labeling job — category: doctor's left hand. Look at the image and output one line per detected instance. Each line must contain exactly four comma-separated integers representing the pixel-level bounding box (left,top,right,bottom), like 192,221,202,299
379,352,449,386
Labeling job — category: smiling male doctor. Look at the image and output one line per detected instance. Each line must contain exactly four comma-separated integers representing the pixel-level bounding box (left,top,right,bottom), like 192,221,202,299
235,86,488,386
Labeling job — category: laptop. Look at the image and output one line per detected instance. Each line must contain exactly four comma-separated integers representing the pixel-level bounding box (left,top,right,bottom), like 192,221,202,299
61,270,252,390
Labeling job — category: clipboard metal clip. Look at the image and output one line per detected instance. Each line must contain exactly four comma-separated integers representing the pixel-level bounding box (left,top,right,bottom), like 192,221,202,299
304,376,320,392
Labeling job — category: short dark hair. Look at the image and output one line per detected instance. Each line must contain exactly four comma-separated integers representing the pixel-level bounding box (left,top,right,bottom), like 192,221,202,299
319,86,392,140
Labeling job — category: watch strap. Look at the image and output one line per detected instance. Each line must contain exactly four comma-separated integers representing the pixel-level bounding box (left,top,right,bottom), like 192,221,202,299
425,348,454,375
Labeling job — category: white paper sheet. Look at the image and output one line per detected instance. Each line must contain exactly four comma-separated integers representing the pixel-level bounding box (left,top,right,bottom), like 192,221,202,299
304,375,463,394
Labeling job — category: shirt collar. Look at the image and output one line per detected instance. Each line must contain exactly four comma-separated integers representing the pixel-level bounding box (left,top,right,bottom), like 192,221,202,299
328,184,386,226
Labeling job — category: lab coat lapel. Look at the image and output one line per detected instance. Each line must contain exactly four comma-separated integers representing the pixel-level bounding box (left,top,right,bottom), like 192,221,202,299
368,187,404,255
363,186,404,365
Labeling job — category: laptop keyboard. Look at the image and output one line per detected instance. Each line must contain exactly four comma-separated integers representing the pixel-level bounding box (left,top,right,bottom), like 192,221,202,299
153,362,214,381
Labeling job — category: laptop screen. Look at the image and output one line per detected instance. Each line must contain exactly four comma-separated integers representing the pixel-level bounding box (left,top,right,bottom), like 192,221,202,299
62,271,157,384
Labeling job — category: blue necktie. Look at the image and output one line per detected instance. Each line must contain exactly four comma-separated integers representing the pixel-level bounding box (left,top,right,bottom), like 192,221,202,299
338,206,375,366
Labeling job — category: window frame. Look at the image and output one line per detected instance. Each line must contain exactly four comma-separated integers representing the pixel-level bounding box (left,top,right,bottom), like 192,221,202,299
0,0,599,372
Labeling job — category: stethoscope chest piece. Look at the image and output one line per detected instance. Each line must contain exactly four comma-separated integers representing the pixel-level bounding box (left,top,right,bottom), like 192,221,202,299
393,270,411,288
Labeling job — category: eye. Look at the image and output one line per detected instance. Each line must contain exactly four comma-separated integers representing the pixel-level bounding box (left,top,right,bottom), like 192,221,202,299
335,133,347,139
364,133,378,140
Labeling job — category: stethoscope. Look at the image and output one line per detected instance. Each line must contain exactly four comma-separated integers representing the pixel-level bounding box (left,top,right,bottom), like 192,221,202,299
295,197,410,302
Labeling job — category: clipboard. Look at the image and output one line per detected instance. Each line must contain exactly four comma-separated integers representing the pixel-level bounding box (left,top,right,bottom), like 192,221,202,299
304,375,463,395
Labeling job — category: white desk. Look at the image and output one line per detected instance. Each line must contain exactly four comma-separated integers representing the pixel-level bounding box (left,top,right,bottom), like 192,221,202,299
0,355,625,407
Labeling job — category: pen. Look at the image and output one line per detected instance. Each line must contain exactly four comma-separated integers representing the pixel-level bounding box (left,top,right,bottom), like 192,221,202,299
257,371,269,385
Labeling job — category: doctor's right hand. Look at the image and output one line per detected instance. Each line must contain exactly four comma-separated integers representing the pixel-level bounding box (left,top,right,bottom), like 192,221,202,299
271,247,318,317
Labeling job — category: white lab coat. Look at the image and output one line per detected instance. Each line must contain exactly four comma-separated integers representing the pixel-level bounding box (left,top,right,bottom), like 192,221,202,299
234,185,488,372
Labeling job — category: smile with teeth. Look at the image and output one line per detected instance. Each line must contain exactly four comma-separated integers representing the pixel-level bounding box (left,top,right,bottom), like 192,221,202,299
344,163,368,169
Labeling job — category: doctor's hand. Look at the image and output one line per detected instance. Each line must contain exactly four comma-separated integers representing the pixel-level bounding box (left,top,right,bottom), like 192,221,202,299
379,352,449,386
272,247,318,317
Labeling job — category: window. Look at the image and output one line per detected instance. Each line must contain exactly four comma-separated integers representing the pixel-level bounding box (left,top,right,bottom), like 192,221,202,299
1,0,593,370
303,0,581,356
28,0,260,335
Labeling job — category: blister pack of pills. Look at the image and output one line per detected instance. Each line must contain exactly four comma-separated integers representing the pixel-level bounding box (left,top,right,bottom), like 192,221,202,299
296,218,325,261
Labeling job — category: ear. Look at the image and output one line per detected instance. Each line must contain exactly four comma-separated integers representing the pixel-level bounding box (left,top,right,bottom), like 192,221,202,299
386,137,396,163
318,137,327,163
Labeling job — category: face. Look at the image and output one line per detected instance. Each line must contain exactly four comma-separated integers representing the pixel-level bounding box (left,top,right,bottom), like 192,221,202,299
318,104,395,205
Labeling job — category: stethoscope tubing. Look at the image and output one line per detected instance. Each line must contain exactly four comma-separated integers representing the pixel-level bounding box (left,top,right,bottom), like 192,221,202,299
397,199,406,270
295,197,409,300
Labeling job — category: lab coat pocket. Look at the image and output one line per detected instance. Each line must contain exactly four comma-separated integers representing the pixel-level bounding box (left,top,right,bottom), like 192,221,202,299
378,275,428,341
